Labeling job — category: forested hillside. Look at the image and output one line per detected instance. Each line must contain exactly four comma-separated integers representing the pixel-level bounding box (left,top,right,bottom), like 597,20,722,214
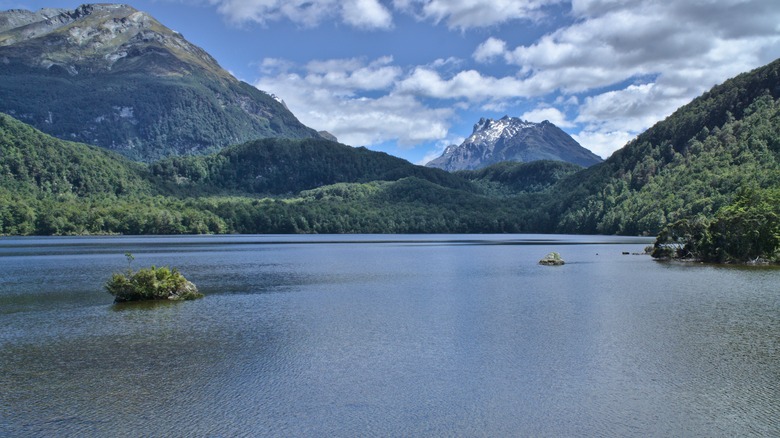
548,59,780,236
0,113,150,197
2,56,779,262
457,160,583,196
0,113,548,235
149,138,474,196
0,5,320,162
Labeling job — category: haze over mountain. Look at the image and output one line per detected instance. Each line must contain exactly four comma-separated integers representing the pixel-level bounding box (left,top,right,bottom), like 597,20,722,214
0,4,320,162
426,117,603,171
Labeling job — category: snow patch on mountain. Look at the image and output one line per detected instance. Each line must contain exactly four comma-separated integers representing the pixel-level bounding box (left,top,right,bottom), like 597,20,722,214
426,116,602,171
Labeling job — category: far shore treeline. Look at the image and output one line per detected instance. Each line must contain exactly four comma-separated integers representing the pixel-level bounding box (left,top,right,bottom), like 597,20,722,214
2,59,780,263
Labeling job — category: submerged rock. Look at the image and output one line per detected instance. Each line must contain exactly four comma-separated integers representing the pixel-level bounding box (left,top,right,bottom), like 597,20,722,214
539,252,565,266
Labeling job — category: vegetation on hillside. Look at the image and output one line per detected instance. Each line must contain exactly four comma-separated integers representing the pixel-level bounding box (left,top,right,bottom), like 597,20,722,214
548,59,780,239
0,4,320,162
653,186,780,263
2,57,780,263
0,68,319,162
457,160,582,196
0,113,539,235
149,137,475,195
0,113,151,197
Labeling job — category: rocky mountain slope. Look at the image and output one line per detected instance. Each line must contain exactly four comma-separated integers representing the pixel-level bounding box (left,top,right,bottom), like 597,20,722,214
426,116,603,171
0,4,320,161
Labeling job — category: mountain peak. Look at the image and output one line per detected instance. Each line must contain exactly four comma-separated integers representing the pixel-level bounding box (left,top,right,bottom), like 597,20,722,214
0,3,228,79
427,117,602,171
0,3,321,161
1,4,140,44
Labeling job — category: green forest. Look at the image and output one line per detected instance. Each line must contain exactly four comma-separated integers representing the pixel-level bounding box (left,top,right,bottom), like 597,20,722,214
2,58,780,263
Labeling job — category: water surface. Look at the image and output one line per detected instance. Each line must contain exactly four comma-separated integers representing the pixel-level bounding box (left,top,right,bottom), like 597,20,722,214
1,235,778,436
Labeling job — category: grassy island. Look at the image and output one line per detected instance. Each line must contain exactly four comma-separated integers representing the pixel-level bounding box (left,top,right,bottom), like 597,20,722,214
106,254,202,302
539,252,565,266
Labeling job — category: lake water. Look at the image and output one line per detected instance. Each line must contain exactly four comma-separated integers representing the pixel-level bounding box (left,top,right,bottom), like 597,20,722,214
1,235,778,436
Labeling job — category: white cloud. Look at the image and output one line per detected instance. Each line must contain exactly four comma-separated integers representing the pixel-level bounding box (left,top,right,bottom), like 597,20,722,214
497,0,780,156
209,0,569,29
520,107,573,128
396,68,532,101
568,82,687,158
473,37,507,63
209,0,393,29
572,130,635,160
393,0,564,29
226,0,780,160
304,57,402,93
342,0,393,29
576,83,682,132
255,58,453,147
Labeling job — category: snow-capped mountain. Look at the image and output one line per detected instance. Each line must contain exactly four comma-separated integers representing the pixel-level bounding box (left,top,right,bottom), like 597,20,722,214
426,116,603,171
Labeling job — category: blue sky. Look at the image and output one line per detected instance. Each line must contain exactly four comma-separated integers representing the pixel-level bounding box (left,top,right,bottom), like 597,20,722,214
3,0,780,164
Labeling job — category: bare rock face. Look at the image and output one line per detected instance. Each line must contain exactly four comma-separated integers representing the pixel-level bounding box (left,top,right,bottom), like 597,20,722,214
0,4,225,76
0,7,69,34
0,4,321,161
318,131,338,142
426,116,603,172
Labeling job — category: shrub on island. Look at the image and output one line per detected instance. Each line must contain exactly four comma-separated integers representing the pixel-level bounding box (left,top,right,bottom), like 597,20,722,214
106,257,202,302
539,252,565,265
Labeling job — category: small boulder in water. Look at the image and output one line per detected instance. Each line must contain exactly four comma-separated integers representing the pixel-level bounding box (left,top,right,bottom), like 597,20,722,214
539,252,565,266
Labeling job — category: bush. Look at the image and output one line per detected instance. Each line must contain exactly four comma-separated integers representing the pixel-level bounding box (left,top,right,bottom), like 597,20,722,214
106,265,202,302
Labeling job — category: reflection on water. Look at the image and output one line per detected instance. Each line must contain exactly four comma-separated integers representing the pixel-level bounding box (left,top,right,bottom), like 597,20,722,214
1,235,778,436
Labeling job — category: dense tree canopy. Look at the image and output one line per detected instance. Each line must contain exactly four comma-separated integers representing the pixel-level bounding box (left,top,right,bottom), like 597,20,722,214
2,58,780,263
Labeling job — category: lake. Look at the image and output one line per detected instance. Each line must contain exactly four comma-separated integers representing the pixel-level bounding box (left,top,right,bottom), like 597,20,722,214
1,234,778,436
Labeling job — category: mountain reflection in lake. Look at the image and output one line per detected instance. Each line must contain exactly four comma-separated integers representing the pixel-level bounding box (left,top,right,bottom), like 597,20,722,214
1,235,778,436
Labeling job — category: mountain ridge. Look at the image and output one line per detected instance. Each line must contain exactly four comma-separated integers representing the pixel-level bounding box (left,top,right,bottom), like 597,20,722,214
0,4,321,162
547,57,780,236
1,56,778,242
0,4,229,78
426,116,603,171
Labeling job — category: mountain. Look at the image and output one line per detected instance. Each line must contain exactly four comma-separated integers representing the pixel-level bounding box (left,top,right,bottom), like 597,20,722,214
0,4,320,162
150,137,476,196
426,116,603,171
548,57,780,236
0,112,151,197
456,160,583,196
2,112,512,235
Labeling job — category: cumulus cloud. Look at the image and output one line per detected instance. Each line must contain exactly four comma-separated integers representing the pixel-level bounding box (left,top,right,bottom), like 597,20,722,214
575,82,689,133
572,130,635,160
396,68,532,101
209,0,393,29
473,37,507,63
494,0,780,156
210,0,566,30
232,0,780,160
520,107,573,128
393,0,564,29
303,56,402,93
342,0,394,29
255,57,453,147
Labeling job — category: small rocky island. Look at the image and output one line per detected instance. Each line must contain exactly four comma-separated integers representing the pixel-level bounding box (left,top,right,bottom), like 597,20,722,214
105,254,202,302
539,252,565,266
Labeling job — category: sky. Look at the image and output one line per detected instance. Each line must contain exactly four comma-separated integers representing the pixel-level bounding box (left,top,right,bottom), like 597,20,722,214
3,0,780,164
